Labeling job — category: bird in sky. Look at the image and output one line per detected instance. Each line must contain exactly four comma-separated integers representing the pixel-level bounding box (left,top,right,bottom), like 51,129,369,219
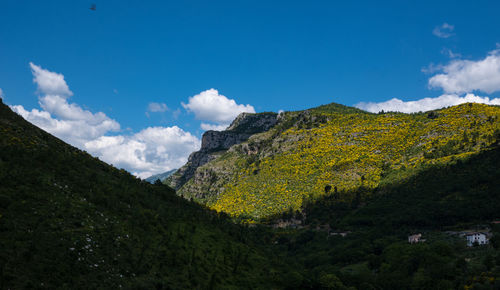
90,3,96,11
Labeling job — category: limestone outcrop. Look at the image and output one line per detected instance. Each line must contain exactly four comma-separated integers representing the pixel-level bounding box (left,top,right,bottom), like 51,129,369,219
165,112,278,190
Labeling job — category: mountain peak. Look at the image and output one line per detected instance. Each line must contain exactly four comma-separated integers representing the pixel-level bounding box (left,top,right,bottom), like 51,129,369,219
226,112,278,133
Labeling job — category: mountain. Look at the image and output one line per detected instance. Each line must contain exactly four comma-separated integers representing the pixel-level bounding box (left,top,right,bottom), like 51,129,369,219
144,169,177,183
3,96,500,289
166,112,278,190
0,99,290,289
171,102,500,220
162,101,500,289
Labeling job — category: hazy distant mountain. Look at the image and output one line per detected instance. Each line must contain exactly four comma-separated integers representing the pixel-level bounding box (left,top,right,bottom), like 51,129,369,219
144,169,177,183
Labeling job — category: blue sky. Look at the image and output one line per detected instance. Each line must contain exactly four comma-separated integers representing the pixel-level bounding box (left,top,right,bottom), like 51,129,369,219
1,0,500,177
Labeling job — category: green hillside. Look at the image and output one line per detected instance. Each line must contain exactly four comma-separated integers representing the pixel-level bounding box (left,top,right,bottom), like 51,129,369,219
305,144,500,230
177,103,500,220
272,145,500,289
0,100,287,289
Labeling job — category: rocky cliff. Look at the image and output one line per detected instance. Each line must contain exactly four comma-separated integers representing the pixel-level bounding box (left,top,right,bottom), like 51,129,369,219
165,112,278,190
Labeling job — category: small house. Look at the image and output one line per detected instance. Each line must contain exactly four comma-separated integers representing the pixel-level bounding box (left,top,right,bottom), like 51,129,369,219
408,234,423,244
465,232,488,247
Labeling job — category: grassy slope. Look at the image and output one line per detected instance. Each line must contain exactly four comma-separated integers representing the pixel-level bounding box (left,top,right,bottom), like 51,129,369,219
181,103,500,219
0,100,284,289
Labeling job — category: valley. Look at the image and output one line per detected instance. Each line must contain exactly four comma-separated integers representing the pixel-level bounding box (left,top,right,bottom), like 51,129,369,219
1,99,500,289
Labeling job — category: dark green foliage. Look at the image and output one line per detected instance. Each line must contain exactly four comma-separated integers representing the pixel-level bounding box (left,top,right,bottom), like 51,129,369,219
310,102,370,115
271,145,500,289
304,146,500,231
342,147,500,230
427,110,439,119
0,101,284,289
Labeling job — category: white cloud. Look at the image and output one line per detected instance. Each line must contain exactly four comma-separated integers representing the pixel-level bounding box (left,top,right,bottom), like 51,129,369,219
433,23,454,38
441,48,461,59
12,65,120,147
200,123,228,131
182,89,255,128
421,63,443,74
172,108,181,119
148,102,168,112
11,62,201,178
11,103,120,147
428,48,500,94
355,93,500,113
30,62,73,97
84,127,200,179
0,88,3,99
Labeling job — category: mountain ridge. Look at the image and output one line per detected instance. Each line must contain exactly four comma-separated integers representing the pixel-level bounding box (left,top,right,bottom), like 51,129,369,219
172,102,500,219
166,111,279,190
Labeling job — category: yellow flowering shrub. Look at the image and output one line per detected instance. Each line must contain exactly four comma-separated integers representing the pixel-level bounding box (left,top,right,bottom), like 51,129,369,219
197,103,500,219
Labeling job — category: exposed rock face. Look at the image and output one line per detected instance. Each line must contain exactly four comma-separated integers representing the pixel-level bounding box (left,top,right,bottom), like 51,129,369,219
200,131,252,152
226,112,279,133
166,112,278,190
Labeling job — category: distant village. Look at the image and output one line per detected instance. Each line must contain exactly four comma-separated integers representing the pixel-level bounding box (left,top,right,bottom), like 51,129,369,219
408,221,500,247
271,216,498,248
409,231,489,247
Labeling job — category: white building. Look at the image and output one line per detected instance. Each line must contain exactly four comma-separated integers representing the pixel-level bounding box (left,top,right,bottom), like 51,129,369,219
408,234,423,244
465,232,488,247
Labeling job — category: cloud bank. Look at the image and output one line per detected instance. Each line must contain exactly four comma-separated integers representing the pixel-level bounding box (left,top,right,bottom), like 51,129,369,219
11,63,200,178
85,127,199,178
357,47,500,113
182,88,255,130
200,123,229,131
428,48,500,94
355,94,500,113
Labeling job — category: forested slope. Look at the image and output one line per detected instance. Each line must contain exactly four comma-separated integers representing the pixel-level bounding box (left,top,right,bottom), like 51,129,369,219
0,99,286,289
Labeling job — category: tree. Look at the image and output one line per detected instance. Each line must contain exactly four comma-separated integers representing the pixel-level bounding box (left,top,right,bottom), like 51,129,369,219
319,273,345,289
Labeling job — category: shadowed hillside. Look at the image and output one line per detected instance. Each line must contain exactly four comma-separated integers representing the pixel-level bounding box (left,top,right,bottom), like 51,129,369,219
0,99,287,289
267,145,500,289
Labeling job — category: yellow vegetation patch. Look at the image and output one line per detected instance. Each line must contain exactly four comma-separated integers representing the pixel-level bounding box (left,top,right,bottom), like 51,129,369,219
206,104,500,219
